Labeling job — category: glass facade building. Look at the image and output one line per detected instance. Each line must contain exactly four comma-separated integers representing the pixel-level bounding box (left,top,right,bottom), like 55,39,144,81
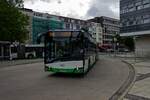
32,17,63,44
21,8,98,44
120,0,150,33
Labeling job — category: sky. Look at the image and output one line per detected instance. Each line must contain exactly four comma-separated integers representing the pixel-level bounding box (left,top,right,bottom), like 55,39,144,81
24,0,119,20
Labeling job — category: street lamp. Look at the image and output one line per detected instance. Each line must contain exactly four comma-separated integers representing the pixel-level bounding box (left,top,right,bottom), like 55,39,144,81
113,31,118,57
133,36,136,62
113,37,117,56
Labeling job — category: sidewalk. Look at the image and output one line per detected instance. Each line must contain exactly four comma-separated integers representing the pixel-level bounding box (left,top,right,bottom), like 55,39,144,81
98,53,150,99
0,58,44,68
123,59,150,100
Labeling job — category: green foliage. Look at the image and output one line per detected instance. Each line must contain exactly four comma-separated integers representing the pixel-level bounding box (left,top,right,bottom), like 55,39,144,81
0,0,29,43
115,34,135,51
123,37,135,51
7,0,24,8
115,34,124,44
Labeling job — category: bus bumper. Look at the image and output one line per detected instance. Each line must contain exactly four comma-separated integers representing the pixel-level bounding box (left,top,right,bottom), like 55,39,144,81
45,66,84,74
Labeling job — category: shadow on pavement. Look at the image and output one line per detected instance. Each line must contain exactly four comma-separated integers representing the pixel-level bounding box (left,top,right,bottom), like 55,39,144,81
47,72,85,79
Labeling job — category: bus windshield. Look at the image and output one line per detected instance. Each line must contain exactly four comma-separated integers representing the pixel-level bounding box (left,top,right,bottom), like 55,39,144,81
45,31,84,63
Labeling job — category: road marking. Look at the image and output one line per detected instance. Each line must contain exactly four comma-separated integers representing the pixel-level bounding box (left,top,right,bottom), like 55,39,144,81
136,73,150,81
109,60,136,100
125,94,150,100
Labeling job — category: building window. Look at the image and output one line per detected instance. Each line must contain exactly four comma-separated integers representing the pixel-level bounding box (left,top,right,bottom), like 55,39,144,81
73,24,76,29
143,3,150,8
63,24,66,29
143,18,150,23
135,1,142,6
136,19,144,24
71,19,74,23
143,0,150,4
64,18,68,22
76,25,80,29
137,5,143,10
129,7,136,12
77,21,80,24
143,14,150,18
60,17,64,21
66,23,70,29
128,4,134,8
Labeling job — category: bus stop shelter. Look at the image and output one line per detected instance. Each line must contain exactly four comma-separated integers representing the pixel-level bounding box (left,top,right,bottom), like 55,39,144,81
0,41,11,60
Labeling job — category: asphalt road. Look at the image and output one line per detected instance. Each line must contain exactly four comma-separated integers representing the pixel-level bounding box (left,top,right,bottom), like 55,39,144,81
0,58,130,100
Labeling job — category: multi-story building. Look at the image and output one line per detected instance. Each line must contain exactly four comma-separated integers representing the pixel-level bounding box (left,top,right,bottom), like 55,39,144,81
120,0,150,57
21,8,91,44
21,8,33,44
88,16,120,47
32,12,64,44
87,22,103,45
95,23,103,45
59,16,86,30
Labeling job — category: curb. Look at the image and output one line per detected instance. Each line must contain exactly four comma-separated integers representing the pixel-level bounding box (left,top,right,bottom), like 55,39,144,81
109,60,136,100
0,59,44,68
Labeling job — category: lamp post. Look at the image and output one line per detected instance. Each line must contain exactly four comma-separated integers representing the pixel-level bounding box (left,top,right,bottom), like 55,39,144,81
113,32,118,57
133,36,136,62
113,37,117,57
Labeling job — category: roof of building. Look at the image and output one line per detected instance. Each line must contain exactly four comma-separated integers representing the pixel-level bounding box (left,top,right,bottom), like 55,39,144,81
21,8,86,22
20,8,33,12
100,16,119,21
120,30,150,37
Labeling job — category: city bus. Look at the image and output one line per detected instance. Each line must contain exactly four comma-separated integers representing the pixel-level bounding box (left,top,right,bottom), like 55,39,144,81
25,44,44,58
40,29,98,74
10,44,44,59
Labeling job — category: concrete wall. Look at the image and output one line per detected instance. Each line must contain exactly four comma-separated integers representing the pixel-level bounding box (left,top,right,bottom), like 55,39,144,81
135,35,150,57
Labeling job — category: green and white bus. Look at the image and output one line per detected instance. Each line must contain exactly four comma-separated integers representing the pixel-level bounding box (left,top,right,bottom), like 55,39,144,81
41,29,97,74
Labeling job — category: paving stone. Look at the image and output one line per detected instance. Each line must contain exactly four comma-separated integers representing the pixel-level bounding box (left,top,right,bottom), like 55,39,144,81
124,59,150,100
125,94,150,100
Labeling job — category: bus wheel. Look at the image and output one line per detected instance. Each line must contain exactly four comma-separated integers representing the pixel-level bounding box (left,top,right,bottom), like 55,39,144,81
28,54,34,59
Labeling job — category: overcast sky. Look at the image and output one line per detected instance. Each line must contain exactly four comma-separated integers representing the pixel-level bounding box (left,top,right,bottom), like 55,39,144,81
24,0,119,20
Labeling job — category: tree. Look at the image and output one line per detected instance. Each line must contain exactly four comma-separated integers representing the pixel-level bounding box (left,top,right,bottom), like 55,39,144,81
0,0,29,43
124,37,135,51
7,0,24,8
115,34,124,44
114,34,135,51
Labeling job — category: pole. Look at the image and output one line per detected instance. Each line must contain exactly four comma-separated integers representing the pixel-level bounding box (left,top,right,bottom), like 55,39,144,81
133,36,136,62
113,37,117,57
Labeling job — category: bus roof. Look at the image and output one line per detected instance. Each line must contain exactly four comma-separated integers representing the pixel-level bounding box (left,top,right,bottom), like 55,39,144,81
47,29,97,44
